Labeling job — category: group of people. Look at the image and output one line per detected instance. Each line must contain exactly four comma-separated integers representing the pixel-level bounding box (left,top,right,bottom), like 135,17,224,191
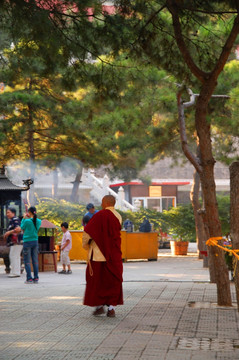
4,195,123,317
4,206,41,283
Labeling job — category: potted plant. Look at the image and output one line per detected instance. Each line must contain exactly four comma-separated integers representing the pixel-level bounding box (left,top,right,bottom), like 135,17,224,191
159,206,195,255
170,234,189,255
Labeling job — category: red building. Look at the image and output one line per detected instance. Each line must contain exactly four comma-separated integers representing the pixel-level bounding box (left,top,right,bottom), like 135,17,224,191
110,181,190,211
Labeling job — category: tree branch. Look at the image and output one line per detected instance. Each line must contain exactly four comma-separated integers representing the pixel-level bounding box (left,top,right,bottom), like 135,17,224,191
167,0,208,82
138,5,166,39
177,92,202,174
211,13,239,80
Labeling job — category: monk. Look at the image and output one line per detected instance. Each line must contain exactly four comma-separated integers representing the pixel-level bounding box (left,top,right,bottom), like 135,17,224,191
82,195,123,317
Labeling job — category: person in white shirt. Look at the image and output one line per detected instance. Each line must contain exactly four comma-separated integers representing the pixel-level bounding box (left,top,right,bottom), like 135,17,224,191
58,222,72,274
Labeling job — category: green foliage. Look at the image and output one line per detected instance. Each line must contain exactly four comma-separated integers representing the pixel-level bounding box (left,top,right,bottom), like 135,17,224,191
35,194,231,243
161,204,196,242
0,1,237,237
217,194,230,236
0,0,216,181
210,61,239,164
36,198,86,230
36,199,165,234
119,204,195,243
224,249,233,272
0,41,116,169
108,1,237,85
2,1,236,183
0,31,184,181
117,207,165,232
35,198,196,241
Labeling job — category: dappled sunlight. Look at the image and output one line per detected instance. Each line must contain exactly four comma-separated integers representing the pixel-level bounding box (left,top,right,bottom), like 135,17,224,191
47,296,80,300
0,330,33,335
164,273,184,278
15,342,36,348
124,265,142,270
135,330,155,334
44,295,83,305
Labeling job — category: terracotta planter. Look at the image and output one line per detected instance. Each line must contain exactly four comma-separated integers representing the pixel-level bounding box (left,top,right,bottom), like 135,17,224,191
170,240,189,255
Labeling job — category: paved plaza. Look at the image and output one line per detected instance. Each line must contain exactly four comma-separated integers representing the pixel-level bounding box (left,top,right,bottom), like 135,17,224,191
0,245,238,360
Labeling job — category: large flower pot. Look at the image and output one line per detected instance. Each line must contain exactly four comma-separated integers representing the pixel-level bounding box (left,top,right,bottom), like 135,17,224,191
170,240,188,255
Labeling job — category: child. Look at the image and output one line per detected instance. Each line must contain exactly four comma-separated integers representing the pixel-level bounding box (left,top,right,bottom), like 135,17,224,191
58,222,72,274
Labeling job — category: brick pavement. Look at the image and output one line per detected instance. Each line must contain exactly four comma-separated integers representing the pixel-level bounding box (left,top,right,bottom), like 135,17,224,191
0,252,238,360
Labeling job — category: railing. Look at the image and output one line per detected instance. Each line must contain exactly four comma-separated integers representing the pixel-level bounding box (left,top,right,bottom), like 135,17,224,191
85,170,137,212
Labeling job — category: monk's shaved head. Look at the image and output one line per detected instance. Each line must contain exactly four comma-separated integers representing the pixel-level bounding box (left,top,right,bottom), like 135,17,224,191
101,195,116,209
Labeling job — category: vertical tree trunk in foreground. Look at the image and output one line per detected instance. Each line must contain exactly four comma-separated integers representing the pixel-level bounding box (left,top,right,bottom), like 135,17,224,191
229,161,239,310
195,91,231,306
168,0,239,306
190,168,202,258
199,207,216,281
190,169,208,266
178,96,217,283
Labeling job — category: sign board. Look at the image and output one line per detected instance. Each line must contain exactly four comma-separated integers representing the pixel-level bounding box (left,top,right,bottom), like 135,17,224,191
149,186,162,197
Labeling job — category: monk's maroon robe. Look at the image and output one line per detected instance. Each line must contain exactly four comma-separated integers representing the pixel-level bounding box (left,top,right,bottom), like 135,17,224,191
83,209,123,306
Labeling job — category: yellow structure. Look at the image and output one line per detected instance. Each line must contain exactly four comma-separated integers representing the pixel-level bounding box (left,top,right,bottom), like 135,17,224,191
69,231,87,261
121,231,158,261
69,230,158,262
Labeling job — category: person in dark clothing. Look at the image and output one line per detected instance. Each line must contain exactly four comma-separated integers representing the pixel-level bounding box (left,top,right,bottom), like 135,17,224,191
4,207,22,277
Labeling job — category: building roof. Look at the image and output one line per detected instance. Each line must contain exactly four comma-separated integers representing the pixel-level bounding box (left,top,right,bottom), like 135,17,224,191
110,181,190,187
0,168,29,191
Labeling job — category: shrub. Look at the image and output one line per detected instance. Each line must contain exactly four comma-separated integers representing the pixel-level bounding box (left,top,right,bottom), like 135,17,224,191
117,208,165,232
161,204,196,242
36,197,86,230
35,195,230,244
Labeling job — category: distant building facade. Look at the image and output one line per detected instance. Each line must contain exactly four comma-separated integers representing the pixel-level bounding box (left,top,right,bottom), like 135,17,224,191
110,181,190,211
7,157,230,211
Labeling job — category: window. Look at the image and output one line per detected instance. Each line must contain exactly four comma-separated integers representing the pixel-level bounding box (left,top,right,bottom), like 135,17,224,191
162,198,174,211
147,198,161,211
132,197,176,212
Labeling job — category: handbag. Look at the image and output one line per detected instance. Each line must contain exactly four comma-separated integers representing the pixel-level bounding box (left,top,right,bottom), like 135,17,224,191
7,233,18,247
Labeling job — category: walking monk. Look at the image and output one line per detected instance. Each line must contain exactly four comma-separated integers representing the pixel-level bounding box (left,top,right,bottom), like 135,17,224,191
82,195,123,317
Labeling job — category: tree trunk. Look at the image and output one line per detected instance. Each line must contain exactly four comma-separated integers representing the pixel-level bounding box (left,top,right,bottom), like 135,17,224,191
169,0,238,306
28,101,36,206
229,161,239,311
190,169,208,266
52,168,58,198
70,165,83,203
199,207,216,282
178,96,214,279
195,88,231,306
29,160,36,206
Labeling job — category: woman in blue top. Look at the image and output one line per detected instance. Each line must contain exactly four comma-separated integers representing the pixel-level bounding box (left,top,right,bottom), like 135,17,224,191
21,206,41,284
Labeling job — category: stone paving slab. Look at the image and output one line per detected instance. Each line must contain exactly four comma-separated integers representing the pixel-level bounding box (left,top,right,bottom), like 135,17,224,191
0,254,238,359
